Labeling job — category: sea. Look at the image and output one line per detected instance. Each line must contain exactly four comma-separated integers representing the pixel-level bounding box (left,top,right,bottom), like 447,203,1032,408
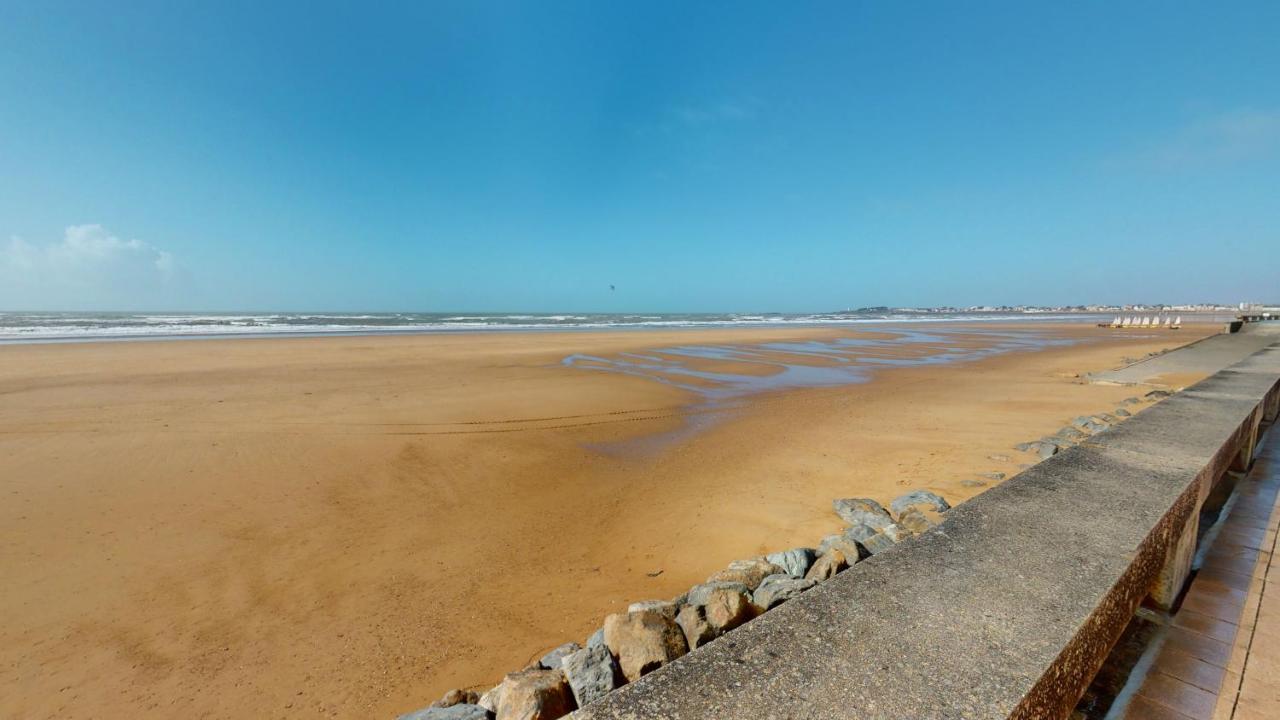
0,310,1185,344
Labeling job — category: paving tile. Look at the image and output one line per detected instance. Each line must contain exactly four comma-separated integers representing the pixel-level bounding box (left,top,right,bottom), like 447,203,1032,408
1126,694,1200,720
1195,566,1254,592
1151,645,1229,693
1164,626,1233,668
1172,609,1239,644
1181,585,1248,623
1137,672,1218,719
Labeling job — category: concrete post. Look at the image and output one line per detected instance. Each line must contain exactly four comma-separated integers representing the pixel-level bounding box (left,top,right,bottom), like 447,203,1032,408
1150,508,1199,610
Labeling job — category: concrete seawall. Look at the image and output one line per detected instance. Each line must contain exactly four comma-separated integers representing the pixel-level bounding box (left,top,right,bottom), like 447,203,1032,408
572,329,1280,719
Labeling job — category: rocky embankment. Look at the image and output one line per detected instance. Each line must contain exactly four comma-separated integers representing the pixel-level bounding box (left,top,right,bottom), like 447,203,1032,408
398,389,1175,720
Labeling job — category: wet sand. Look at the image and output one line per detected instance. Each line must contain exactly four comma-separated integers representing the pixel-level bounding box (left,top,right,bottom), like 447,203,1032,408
0,323,1218,719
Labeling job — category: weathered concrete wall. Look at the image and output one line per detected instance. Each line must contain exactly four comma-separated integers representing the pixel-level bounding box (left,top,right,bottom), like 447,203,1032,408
572,340,1280,720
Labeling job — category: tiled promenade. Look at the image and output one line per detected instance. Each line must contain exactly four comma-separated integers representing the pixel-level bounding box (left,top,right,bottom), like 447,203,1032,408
1124,428,1280,720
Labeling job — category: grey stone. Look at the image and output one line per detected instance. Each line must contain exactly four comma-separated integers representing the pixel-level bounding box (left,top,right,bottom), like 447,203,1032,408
764,547,817,578
978,471,1006,481
960,478,988,488
586,628,605,649
1055,426,1088,441
881,522,913,543
1145,389,1172,399
1115,408,1132,417
1037,441,1059,459
752,574,817,610
399,704,490,720
805,549,849,581
988,453,1013,462
831,497,894,529
1121,396,1141,405
889,490,950,516
685,580,751,607
1014,441,1038,452
858,532,896,555
561,644,617,709
1099,413,1119,424
841,522,879,543
538,642,582,670
477,686,502,714
706,558,786,591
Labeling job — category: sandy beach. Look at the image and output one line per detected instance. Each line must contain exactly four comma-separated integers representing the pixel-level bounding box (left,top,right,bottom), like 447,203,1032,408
0,323,1218,719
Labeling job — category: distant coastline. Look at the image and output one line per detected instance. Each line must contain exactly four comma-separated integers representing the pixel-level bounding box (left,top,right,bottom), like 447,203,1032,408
0,309,1240,344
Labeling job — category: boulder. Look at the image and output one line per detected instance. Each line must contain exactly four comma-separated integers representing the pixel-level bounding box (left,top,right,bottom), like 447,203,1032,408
399,704,490,720
495,668,575,720
538,642,582,670
805,549,848,581
706,558,785,591
675,603,717,649
700,584,756,633
1115,408,1131,417
560,644,618,709
477,686,502,714
842,522,880,543
753,574,817,610
626,600,680,620
765,548,817,578
686,580,752,607
1055,426,1087,441
988,453,1012,462
1036,441,1058,460
1013,441,1038,452
832,497,894,529
1071,416,1095,430
896,507,935,534
602,609,688,682
586,628,605,649
1144,390,1171,399
859,532,896,555
1121,396,1141,405
960,479,988,488
890,490,950,517
978,471,1006,481
1083,420,1107,434
1099,413,1118,423
432,689,481,708
881,523,913,543
817,534,864,562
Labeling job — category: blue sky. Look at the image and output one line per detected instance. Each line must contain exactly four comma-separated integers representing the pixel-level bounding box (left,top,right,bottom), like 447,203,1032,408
1,1,1277,312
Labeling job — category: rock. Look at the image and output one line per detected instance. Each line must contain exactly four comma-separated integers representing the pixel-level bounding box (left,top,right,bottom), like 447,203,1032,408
560,644,618,709
495,668,575,720
1055,426,1087,441
602,609,688,682
1121,396,1141,405
831,497,894,529
897,507,935,534
675,603,717,649
842,522,879,543
706,558,785,590
586,628,605,649
753,574,817,610
700,584,755,633
399,704,491,720
817,534,865,562
764,548,817,578
859,532,896,555
1083,421,1107,434
1036,441,1058,459
978,471,1006,481
988,453,1012,462
686,580,752,607
1014,440,1041,452
626,600,680,620
881,523,913,543
1071,416,1096,430
805,549,849,581
1115,408,1131,417
960,479,988,488
538,642,582,670
432,689,481,708
1099,413,1118,423
890,490,950,517
477,686,503,714
1145,389,1172,399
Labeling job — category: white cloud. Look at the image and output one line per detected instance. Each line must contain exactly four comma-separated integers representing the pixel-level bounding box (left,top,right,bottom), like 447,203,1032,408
1143,108,1280,170
1,225,180,310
